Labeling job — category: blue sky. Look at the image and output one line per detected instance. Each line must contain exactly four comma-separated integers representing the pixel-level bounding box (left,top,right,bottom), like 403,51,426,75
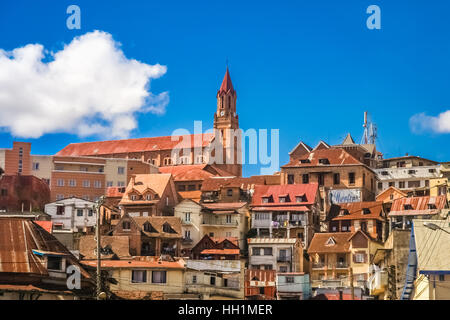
1,0,450,176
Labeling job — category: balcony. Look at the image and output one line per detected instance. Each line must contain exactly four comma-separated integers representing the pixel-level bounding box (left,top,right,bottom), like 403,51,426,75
277,255,291,262
311,278,350,288
312,262,348,269
312,262,325,269
182,237,193,244
181,219,192,225
252,219,271,228
202,216,238,227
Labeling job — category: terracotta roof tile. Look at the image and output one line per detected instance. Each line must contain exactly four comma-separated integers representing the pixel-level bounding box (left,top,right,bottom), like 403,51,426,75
132,216,182,238
79,235,131,260
307,232,353,254
251,184,318,207
332,201,385,221
218,67,234,94
119,174,172,205
389,195,447,216
56,133,214,156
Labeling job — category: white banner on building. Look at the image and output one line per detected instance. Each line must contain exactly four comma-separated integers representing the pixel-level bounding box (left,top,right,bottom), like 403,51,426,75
329,189,361,204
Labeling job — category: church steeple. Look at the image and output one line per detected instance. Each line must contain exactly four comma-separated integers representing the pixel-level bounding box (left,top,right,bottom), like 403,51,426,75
214,67,238,130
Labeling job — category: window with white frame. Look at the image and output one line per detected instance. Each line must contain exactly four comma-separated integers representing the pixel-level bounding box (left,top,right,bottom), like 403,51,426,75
32,162,40,170
76,209,83,217
57,179,64,187
68,179,76,187
118,167,125,175
94,181,102,188
184,212,191,222
82,180,90,188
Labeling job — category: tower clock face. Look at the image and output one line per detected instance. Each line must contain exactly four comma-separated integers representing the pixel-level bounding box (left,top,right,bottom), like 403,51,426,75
220,111,225,116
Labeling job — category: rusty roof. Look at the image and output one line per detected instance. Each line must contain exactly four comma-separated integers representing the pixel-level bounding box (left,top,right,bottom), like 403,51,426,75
307,232,353,254
81,257,185,269
389,195,447,216
79,235,131,260
0,217,90,278
201,249,240,255
132,216,182,238
332,201,385,221
56,133,214,156
201,175,270,192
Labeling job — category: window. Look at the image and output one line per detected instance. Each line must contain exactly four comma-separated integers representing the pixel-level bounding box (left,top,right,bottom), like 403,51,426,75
188,185,196,191
333,173,340,185
178,185,186,191
252,248,261,256
56,206,64,215
184,230,191,239
83,180,90,188
439,274,445,282
210,276,216,286
389,182,394,187
122,221,131,230
226,215,232,224
378,182,383,190
302,174,309,184
296,195,306,202
279,266,288,273
117,181,125,187
319,158,329,164
164,158,172,166
226,232,232,237
408,181,420,188
209,232,214,237
152,271,167,284
354,253,365,263
192,275,197,284
131,195,137,200
227,189,233,196
184,212,191,222
118,167,125,175
399,181,405,188
56,194,64,200
57,179,64,187
287,174,294,184
363,173,366,186
77,209,83,217
263,248,273,256
318,173,324,186
0,189,7,197
163,223,173,233
286,276,295,283
32,162,39,170
348,172,355,185
106,181,113,187
94,181,102,188
88,209,93,217
47,256,62,271
131,270,147,283
145,194,152,200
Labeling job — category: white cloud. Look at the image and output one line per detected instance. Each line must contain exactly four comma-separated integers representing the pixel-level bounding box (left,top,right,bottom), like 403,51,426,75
0,30,168,139
410,111,450,134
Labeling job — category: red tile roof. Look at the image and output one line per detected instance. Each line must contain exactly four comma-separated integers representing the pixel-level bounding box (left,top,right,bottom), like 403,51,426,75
251,184,318,208
218,67,234,94
159,164,214,181
34,221,53,234
282,148,363,168
332,201,385,221
201,175,270,192
56,133,214,156
389,195,447,217
106,186,126,198
202,202,247,211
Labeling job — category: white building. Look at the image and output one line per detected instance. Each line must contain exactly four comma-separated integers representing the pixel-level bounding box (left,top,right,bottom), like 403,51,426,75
45,197,96,232
375,156,440,196
248,238,300,273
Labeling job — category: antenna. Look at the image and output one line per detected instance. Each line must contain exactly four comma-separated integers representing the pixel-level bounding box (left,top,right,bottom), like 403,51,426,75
361,111,377,145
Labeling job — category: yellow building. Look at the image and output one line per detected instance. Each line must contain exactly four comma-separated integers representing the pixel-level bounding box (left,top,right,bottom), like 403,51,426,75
430,162,450,201
81,257,187,299
412,219,450,300
307,230,383,290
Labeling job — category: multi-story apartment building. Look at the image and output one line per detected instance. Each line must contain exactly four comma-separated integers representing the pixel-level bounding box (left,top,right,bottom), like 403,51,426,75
250,184,322,247
44,197,96,233
375,156,440,196
247,238,302,273
430,161,450,201
307,230,383,292
119,173,179,216
281,142,378,228
0,141,32,175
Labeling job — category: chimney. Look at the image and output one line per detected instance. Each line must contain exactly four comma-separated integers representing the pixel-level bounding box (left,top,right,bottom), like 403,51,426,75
131,175,136,186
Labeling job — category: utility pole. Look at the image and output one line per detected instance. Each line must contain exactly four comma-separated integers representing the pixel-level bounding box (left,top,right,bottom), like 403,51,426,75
95,196,105,300
349,267,355,300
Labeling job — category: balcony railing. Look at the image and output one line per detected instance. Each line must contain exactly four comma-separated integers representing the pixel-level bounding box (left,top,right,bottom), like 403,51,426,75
202,216,238,226
181,219,192,225
182,237,193,244
312,262,348,269
277,256,291,262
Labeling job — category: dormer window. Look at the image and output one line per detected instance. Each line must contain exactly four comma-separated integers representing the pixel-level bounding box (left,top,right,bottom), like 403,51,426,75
279,195,290,203
325,237,336,246
296,194,307,203
122,221,131,230
162,223,176,233
318,158,329,165
300,159,310,164
143,221,156,232
404,204,413,210
262,195,274,203
131,195,137,200
339,209,350,216
362,208,371,215
145,194,152,201
428,204,436,209
47,256,63,271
